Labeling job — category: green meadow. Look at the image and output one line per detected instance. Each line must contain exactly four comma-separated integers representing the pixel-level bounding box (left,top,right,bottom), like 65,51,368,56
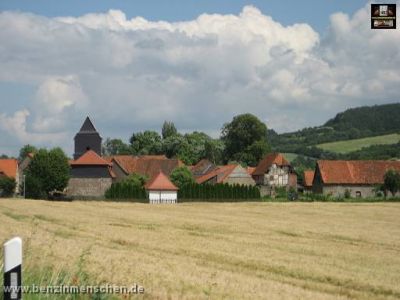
317,133,400,154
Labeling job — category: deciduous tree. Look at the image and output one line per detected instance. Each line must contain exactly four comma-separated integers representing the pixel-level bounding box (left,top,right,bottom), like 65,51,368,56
25,148,70,199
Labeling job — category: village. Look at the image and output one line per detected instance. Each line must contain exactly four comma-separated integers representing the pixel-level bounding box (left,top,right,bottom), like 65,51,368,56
1,116,399,202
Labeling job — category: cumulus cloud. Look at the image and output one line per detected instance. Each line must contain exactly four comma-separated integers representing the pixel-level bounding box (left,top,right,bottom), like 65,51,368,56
33,75,88,132
0,3,399,155
0,110,66,145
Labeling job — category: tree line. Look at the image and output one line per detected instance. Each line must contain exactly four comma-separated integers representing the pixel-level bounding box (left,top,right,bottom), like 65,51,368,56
102,114,270,166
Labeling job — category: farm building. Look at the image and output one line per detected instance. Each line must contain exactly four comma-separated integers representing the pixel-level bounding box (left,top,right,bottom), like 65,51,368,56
107,155,183,182
313,160,400,198
196,164,256,186
190,159,217,179
0,159,19,195
252,153,297,189
303,170,315,192
145,171,178,203
67,150,115,199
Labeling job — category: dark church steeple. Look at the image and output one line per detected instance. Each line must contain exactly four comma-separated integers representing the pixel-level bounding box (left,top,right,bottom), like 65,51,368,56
74,117,102,159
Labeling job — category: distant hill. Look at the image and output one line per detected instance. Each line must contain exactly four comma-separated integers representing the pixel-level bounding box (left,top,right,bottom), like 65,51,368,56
324,103,400,134
269,102,400,160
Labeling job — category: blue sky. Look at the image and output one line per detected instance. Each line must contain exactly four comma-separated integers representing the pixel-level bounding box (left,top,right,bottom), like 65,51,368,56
0,1,399,157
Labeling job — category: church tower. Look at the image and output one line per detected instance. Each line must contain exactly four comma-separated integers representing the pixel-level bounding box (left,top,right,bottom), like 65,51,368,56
74,117,102,159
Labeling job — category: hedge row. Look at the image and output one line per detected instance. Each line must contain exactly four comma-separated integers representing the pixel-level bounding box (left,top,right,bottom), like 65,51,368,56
105,182,147,200
178,183,260,201
105,182,260,203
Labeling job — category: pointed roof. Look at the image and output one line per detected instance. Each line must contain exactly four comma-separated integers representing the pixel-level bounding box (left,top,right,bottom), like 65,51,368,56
0,159,18,178
191,159,217,177
145,171,178,191
78,117,98,133
196,164,238,184
70,150,111,166
253,153,291,176
303,170,315,187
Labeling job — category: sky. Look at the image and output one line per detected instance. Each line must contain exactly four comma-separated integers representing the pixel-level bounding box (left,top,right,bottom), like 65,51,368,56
0,0,399,157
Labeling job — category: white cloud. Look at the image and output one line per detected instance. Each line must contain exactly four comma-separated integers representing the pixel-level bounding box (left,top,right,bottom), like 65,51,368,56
33,75,88,132
0,109,66,145
0,3,399,155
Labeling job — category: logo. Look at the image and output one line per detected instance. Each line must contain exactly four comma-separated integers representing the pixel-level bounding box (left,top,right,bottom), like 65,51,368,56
371,4,396,29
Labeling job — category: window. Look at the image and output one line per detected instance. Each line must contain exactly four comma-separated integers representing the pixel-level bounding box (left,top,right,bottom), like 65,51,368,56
356,191,362,198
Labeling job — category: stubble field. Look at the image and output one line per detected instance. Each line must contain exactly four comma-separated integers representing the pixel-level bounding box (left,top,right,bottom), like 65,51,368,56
1,199,400,299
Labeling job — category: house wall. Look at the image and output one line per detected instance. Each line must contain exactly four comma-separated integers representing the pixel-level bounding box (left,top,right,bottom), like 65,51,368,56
322,185,400,198
288,173,297,189
70,165,110,178
148,190,177,203
111,162,128,183
67,178,112,199
224,165,256,186
225,177,256,186
321,185,377,198
261,165,291,187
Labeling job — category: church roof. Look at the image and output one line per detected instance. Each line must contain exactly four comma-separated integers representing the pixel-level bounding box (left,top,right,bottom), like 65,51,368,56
145,171,178,191
78,117,98,133
70,150,111,166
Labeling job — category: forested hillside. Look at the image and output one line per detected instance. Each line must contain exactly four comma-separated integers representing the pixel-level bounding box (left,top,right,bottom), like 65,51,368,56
269,103,400,160
325,103,400,134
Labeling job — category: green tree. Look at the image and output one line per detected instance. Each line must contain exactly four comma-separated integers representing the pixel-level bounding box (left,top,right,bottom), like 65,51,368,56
18,144,37,161
25,148,70,199
121,173,148,187
0,176,16,197
204,139,224,165
162,121,178,139
383,169,400,197
170,166,195,188
162,134,186,158
102,138,132,156
221,114,269,166
130,131,163,155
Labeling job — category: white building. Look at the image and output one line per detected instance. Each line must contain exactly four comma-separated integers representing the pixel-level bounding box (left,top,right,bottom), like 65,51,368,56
145,171,178,204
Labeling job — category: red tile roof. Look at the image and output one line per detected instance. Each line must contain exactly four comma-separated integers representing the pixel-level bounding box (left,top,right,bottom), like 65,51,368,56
253,153,290,176
317,160,400,185
111,155,137,173
196,164,237,184
191,159,216,177
70,150,111,166
0,159,18,178
111,155,183,179
247,167,256,175
145,171,178,191
303,170,315,187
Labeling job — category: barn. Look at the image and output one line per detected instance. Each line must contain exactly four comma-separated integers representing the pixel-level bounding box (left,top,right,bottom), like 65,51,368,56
313,160,400,198
145,171,178,204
